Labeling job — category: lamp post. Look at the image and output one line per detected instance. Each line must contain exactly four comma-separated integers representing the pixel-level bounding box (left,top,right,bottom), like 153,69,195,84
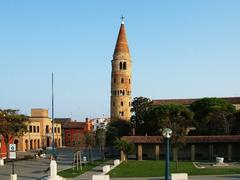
162,128,172,180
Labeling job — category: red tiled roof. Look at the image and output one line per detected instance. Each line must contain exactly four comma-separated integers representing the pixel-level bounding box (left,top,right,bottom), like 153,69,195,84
153,97,240,106
63,122,85,129
122,135,240,144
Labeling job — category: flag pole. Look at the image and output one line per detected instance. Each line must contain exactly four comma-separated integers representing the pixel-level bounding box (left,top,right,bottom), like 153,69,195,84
52,72,55,158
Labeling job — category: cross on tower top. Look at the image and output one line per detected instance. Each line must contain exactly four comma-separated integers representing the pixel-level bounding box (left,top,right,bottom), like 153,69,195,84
121,15,125,24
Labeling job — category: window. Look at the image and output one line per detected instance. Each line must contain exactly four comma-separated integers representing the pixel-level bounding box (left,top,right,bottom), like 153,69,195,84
29,125,32,133
46,125,49,133
37,126,39,133
58,128,60,133
33,126,36,133
123,62,127,70
121,78,124,83
129,79,131,84
123,90,125,95
54,127,56,133
121,101,123,106
114,78,116,83
119,62,123,69
68,133,71,137
119,111,124,116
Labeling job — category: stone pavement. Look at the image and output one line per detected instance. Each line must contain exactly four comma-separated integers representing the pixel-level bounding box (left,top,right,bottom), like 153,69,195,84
0,149,73,180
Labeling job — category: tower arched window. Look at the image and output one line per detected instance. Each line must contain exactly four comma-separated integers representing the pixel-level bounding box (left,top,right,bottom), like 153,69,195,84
119,62,123,70
123,90,125,95
129,79,131,84
114,78,116,83
121,101,123,106
123,62,127,70
121,78,124,83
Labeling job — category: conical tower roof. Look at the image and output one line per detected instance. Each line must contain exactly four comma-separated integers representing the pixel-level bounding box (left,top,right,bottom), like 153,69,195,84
113,21,130,60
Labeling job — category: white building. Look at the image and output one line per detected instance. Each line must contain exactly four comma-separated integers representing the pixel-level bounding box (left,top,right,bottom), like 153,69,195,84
91,118,110,131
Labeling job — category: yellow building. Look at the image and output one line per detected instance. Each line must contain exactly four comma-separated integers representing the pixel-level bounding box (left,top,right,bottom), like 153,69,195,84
14,108,62,152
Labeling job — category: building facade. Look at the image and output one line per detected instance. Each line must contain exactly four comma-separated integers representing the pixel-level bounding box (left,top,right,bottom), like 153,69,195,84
63,118,93,147
15,108,62,152
122,135,240,161
111,20,132,121
91,117,110,131
152,97,240,110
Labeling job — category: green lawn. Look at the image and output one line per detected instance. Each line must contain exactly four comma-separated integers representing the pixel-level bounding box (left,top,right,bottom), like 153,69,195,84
58,160,105,178
108,160,240,177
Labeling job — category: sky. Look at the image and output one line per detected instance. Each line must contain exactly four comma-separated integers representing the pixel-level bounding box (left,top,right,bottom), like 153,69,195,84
0,1,240,120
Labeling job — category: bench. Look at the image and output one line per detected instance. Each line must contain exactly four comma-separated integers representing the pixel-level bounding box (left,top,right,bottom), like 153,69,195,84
102,165,110,173
171,173,188,180
92,175,110,180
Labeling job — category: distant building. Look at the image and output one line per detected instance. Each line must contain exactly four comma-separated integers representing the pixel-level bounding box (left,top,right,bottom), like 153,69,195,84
91,117,110,131
15,109,62,152
0,108,62,157
152,97,240,110
54,118,71,146
63,118,93,147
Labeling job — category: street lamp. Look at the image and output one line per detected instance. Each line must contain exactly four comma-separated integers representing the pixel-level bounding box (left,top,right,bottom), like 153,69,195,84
162,128,172,180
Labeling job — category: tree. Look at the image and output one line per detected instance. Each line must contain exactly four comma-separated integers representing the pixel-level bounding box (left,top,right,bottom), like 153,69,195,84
95,128,106,160
85,132,95,164
106,119,131,146
114,139,135,162
232,110,240,134
0,109,28,158
190,98,236,135
130,97,152,135
144,104,194,169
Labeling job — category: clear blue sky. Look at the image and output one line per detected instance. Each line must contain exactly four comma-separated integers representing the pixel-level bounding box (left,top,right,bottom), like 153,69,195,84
0,1,240,120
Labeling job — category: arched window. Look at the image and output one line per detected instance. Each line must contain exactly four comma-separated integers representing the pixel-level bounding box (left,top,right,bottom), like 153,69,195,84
121,101,123,106
114,78,116,83
121,78,124,83
123,62,127,70
123,90,125,95
119,62,123,69
129,79,131,84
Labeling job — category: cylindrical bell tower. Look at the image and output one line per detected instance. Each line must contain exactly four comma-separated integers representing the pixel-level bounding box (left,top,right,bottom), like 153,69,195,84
111,20,132,121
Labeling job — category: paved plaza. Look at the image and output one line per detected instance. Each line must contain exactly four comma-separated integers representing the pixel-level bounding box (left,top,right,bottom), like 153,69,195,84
0,148,74,180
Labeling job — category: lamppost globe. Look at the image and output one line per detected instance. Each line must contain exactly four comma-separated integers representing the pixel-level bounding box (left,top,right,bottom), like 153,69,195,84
162,128,172,139
163,128,172,180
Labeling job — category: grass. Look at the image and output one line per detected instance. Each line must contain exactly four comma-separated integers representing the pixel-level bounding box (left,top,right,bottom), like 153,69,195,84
57,160,105,178
108,160,240,177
